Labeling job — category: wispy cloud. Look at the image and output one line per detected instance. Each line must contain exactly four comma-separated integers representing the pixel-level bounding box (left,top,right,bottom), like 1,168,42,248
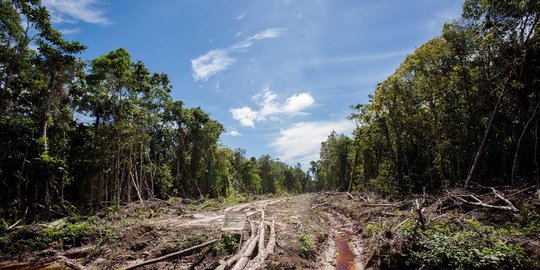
59,27,81,35
230,87,314,127
271,120,355,168
312,49,411,65
235,11,247,20
191,28,285,81
43,0,111,26
226,128,242,137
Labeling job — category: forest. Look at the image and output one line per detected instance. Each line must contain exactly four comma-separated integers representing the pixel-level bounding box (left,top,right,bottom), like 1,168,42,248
1,0,540,269
0,0,312,221
314,0,540,196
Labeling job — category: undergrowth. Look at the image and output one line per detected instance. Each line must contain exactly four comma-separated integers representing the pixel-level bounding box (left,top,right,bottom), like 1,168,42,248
367,206,540,270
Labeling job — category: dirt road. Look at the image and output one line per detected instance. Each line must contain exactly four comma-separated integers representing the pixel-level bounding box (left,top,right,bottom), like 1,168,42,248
0,193,366,270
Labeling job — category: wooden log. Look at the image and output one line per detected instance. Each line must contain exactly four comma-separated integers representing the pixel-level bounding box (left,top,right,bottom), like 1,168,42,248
123,239,218,270
244,220,276,270
231,208,265,270
215,220,257,270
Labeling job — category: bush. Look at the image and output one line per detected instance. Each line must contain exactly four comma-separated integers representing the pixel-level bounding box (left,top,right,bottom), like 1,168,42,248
1,221,94,251
212,232,239,255
298,232,315,258
400,220,528,269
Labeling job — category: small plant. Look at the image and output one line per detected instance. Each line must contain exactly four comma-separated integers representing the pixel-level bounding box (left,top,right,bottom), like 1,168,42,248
298,232,315,258
213,232,239,255
0,218,8,236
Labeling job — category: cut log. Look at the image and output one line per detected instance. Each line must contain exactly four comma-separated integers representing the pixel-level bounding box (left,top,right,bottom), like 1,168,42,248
231,208,265,270
123,239,218,270
215,220,257,270
244,220,276,270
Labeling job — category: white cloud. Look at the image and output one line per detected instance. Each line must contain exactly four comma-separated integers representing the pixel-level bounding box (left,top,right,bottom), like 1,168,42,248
59,27,81,35
235,11,247,20
271,120,355,167
191,28,285,81
191,49,236,81
229,130,242,136
43,0,110,26
282,93,315,113
230,88,314,127
225,128,242,137
230,107,258,127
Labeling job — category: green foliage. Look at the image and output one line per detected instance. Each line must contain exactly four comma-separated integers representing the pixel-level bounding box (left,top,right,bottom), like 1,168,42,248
212,232,239,255
2,221,94,251
363,223,383,238
399,221,530,269
0,218,8,236
298,232,315,258
315,0,540,194
186,199,219,213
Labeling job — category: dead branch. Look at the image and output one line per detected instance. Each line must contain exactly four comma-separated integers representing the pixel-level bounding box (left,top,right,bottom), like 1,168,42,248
123,239,219,270
490,187,519,212
346,192,354,200
7,219,22,230
361,203,401,207
455,195,519,212
310,202,329,209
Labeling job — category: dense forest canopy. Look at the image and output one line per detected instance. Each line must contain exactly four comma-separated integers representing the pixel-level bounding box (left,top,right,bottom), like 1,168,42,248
0,0,311,220
0,0,539,220
313,0,540,196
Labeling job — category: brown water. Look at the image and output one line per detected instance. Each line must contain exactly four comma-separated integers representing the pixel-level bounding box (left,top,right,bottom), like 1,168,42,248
334,229,357,270
330,213,358,270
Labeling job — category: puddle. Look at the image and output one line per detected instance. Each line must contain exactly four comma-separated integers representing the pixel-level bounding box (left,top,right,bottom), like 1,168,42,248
334,229,356,270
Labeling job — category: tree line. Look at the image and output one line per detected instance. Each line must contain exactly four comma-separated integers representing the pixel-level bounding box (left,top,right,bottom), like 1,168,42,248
312,0,540,196
0,0,311,220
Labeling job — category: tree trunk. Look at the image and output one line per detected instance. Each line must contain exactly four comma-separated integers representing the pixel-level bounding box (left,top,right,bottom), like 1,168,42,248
511,101,540,184
465,81,508,188
535,120,540,199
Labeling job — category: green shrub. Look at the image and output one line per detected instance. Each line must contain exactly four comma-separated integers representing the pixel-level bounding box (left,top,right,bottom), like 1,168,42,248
212,232,239,255
2,221,94,251
0,218,8,236
298,232,315,258
400,221,528,269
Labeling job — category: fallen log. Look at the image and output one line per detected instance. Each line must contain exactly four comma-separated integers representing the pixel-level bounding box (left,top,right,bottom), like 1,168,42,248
231,207,265,270
215,220,257,270
123,239,219,270
244,219,276,270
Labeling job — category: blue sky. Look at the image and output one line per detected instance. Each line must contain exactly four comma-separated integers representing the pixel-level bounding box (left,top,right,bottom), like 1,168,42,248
43,0,464,168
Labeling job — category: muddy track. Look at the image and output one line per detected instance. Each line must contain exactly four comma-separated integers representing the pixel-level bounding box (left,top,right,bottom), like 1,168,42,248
1,194,367,270
318,211,364,270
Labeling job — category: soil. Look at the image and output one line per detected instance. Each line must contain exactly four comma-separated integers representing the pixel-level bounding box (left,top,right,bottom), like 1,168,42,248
0,194,366,270
4,188,536,269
